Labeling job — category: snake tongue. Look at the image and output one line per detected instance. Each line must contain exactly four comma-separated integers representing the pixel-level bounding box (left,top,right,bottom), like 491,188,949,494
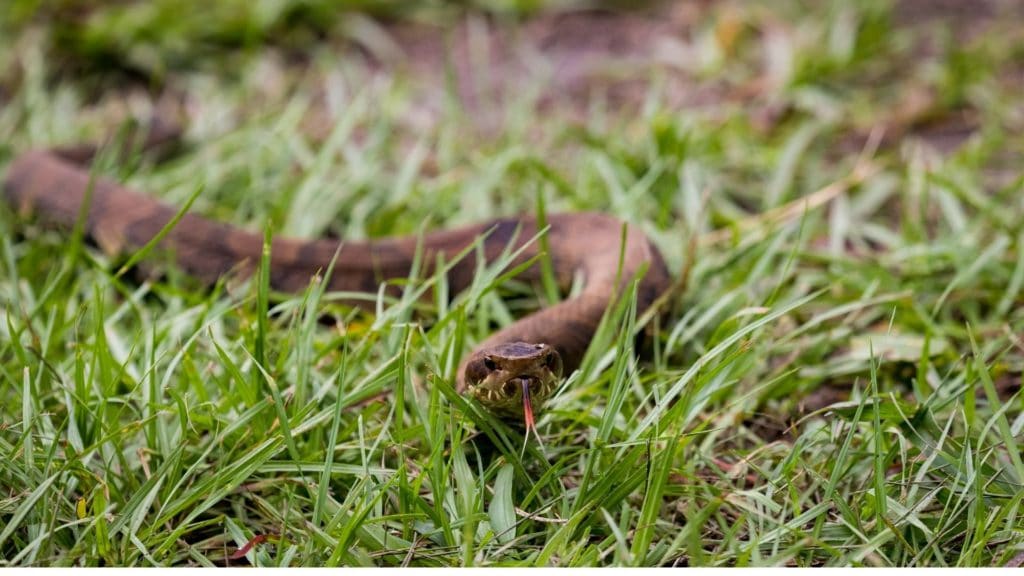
522,379,535,432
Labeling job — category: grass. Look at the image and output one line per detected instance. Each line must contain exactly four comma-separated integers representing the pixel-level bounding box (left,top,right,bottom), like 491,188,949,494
2,0,1024,567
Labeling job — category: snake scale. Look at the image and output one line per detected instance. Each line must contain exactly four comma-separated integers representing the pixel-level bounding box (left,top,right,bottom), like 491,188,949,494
3,126,671,428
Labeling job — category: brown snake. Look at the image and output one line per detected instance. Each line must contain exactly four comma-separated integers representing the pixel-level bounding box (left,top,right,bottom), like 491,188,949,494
3,126,670,429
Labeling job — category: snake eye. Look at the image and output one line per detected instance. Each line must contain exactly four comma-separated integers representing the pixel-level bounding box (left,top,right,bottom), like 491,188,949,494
483,357,497,371
544,351,562,375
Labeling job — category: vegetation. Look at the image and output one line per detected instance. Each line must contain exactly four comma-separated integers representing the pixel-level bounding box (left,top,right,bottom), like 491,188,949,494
1,0,1023,567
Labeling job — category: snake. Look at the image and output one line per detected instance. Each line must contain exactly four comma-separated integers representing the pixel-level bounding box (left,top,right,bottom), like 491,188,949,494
3,125,671,431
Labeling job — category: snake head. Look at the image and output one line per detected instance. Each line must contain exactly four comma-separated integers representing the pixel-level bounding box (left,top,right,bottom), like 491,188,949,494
463,342,562,428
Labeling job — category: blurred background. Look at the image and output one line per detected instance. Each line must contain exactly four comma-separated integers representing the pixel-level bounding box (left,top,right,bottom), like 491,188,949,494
4,0,1021,239
3,1,1022,232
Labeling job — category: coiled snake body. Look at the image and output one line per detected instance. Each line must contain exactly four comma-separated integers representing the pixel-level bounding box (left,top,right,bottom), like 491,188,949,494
4,132,670,429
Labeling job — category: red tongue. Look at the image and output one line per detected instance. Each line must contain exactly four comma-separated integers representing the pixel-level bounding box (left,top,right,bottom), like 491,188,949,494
522,379,535,432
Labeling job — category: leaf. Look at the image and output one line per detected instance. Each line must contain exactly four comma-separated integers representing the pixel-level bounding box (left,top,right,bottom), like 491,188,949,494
489,463,516,545
77,497,88,520
846,333,949,362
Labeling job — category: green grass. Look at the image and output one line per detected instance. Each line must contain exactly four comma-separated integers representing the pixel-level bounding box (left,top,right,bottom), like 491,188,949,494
2,0,1024,567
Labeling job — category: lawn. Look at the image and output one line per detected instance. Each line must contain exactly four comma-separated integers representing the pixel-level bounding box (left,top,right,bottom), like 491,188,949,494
2,0,1024,567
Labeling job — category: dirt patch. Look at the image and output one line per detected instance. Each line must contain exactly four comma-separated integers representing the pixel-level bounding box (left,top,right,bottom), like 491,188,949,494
337,3,730,132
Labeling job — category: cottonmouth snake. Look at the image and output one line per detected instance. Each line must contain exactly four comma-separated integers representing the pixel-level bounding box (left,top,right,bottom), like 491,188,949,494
3,124,670,429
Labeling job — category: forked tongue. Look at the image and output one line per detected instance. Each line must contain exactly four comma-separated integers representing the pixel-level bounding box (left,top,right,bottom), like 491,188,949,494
521,379,546,455
522,379,535,432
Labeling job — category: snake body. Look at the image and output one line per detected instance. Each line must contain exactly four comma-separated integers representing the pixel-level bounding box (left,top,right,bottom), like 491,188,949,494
4,137,670,424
